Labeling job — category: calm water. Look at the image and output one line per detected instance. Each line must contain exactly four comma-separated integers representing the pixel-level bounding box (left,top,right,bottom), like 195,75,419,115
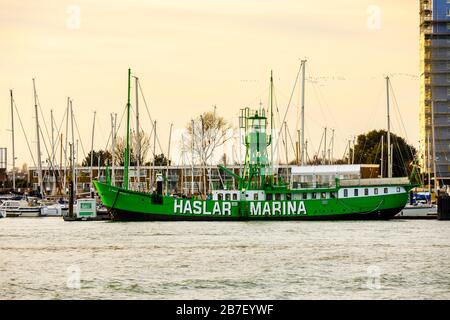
0,217,449,300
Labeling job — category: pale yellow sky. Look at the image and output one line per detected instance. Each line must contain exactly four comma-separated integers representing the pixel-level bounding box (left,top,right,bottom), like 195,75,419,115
0,0,420,168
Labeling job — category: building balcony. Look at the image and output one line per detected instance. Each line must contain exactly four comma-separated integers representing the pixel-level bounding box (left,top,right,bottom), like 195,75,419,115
424,40,450,48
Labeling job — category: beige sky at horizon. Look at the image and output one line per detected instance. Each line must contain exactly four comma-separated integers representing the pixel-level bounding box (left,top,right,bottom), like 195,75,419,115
0,0,420,169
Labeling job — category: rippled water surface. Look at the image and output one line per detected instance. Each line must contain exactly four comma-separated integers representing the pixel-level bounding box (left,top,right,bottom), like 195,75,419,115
0,218,449,299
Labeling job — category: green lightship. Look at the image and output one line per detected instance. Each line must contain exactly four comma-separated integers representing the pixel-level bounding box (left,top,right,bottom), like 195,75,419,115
94,69,415,221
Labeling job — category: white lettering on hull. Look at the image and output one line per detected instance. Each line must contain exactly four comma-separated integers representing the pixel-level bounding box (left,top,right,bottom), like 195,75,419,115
249,201,307,216
173,200,307,216
173,200,232,216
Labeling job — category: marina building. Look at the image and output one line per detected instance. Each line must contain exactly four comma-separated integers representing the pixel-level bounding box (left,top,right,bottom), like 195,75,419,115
420,0,450,186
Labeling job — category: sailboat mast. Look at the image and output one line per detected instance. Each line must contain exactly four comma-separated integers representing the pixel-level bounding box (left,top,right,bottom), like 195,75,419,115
123,68,131,190
33,78,44,196
90,111,96,184
427,135,431,198
270,70,274,183
166,123,173,195
381,135,384,178
50,109,57,195
386,76,392,178
300,59,306,166
64,98,69,193
70,99,76,198
10,90,15,190
111,113,116,186
134,76,140,190
323,127,327,165
191,119,194,196
431,101,438,195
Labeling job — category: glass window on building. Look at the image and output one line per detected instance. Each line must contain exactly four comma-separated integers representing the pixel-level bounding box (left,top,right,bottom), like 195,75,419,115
321,192,327,199
225,194,231,201
344,189,348,197
275,193,281,201
384,188,388,194
364,188,369,196
218,194,223,201
374,188,378,195
254,193,259,201
232,194,238,201
312,193,317,199
354,189,359,197
302,193,307,200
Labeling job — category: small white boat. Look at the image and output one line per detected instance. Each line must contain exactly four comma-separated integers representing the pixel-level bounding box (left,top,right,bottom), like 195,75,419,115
41,203,68,217
0,202,5,218
0,200,43,217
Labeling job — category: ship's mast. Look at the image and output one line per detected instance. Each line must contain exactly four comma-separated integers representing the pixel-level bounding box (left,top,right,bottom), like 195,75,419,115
270,70,274,183
33,78,44,197
386,76,392,178
165,123,173,195
431,101,438,195
64,98,69,193
90,111,96,185
134,76,140,190
427,135,431,200
152,120,157,189
123,68,131,190
10,90,16,191
380,135,384,178
191,119,194,196
300,60,306,166
70,99,76,198
111,113,116,186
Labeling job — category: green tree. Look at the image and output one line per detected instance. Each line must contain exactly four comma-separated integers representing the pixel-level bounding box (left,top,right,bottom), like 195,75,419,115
350,130,416,178
146,154,170,166
82,150,112,167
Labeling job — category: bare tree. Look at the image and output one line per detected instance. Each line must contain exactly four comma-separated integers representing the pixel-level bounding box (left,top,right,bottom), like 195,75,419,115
184,110,233,194
114,131,151,166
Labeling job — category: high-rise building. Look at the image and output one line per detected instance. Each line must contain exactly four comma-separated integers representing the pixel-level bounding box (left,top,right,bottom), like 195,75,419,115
420,0,450,188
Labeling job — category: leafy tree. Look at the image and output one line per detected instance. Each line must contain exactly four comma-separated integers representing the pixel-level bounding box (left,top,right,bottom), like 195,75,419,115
349,130,416,177
145,154,170,166
82,150,112,167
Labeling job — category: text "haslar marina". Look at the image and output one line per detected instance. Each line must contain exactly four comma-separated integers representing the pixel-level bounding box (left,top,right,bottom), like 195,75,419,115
173,200,307,216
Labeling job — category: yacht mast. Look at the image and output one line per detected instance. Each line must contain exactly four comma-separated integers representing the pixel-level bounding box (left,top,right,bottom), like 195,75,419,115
51,109,56,192
90,111,96,185
64,98,69,193
33,78,44,197
166,123,173,195
386,76,392,178
300,59,306,166
111,113,116,186
134,76,141,191
380,135,384,178
10,90,16,190
123,68,131,190
270,70,274,183
431,101,438,195
70,99,76,198
191,119,194,196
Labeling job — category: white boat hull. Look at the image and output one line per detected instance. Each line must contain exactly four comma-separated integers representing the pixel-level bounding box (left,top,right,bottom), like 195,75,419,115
5,208,43,217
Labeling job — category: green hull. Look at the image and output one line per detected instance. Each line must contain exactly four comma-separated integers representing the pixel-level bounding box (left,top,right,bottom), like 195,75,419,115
94,181,410,221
